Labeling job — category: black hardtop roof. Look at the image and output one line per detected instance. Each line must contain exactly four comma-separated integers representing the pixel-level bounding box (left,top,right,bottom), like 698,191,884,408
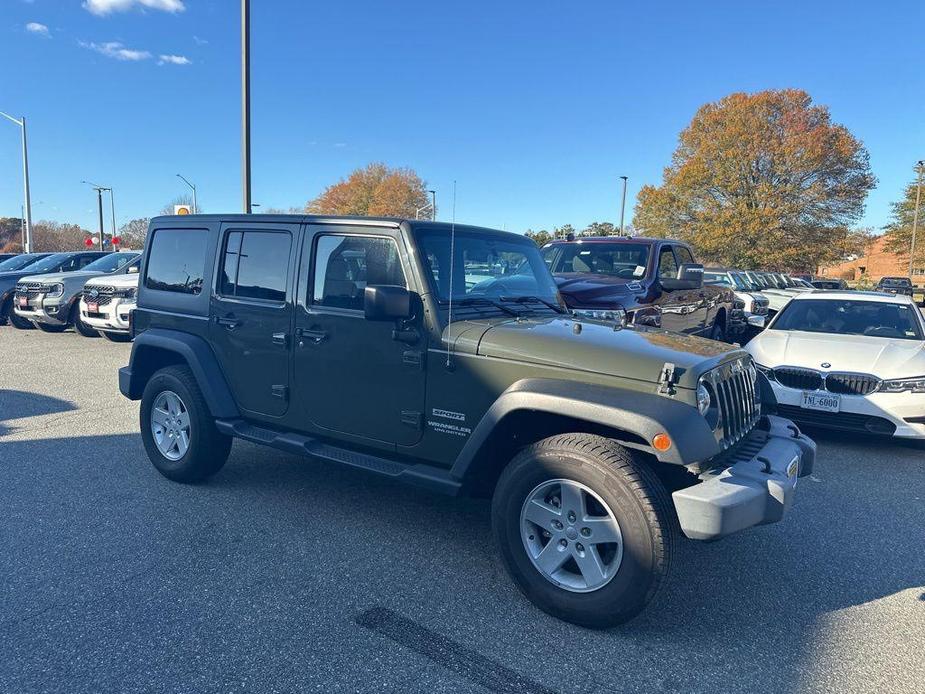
545,236,677,245
149,214,526,242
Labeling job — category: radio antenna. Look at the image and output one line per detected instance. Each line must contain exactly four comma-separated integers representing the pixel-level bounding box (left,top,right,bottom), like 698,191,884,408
445,180,457,368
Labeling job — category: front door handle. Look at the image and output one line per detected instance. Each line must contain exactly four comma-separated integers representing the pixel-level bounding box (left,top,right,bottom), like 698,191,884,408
296,327,328,344
215,316,242,329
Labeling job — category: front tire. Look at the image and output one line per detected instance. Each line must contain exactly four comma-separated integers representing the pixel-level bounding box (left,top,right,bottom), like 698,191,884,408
492,434,676,628
101,331,132,342
35,321,67,333
140,365,232,483
72,304,101,337
8,310,34,329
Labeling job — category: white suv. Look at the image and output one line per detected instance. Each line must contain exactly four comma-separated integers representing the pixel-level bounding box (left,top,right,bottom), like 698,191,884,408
79,270,139,341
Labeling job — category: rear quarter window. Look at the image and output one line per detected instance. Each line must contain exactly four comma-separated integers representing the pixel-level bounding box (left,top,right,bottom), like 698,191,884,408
145,228,208,295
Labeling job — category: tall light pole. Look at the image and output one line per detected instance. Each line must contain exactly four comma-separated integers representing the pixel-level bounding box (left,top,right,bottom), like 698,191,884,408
82,180,111,250
619,176,628,235
241,0,252,213
1,112,33,252
177,173,198,213
429,189,436,221
909,160,924,277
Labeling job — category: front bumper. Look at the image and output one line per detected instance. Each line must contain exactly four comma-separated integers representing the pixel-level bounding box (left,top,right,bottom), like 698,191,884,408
80,296,134,334
13,293,68,325
672,415,815,540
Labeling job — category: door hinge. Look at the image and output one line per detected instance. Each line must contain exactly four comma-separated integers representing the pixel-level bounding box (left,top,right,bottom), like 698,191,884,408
271,385,289,401
402,350,424,368
400,410,422,429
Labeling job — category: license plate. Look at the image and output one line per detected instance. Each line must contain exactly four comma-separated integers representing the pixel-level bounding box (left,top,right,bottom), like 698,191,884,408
801,391,840,412
18,296,27,308
87,302,99,313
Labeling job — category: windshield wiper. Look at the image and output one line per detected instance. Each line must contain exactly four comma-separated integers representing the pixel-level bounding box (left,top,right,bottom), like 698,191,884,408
439,297,521,317
499,295,567,314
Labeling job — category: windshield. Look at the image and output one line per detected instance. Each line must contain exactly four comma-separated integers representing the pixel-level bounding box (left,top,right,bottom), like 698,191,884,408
704,271,733,288
772,298,923,340
414,228,561,308
542,242,650,281
881,278,911,287
729,272,752,291
83,253,140,273
17,253,74,274
0,254,47,272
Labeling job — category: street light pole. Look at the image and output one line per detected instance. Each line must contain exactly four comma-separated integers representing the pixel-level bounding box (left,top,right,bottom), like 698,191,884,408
909,160,924,277
109,188,117,244
429,190,436,221
177,174,198,213
241,0,252,214
619,176,628,235
82,180,111,250
1,112,33,252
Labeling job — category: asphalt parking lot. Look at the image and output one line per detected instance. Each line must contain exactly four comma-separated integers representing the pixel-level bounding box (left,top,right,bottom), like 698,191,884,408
1,329,924,694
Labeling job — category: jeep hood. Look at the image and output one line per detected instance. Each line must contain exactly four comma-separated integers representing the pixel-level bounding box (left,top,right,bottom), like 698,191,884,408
455,316,740,388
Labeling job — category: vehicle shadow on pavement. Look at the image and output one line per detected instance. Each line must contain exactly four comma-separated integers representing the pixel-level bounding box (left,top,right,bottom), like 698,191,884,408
3,432,923,694
0,389,76,437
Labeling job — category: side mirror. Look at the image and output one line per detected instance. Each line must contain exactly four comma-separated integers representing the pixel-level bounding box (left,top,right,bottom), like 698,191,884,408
127,265,139,274
661,263,703,290
364,285,411,321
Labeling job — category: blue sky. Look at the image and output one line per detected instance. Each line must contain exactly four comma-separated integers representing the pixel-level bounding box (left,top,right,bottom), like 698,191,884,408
1,0,922,236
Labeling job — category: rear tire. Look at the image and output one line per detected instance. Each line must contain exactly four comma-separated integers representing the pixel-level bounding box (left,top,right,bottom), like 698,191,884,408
492,434,676,628
8,310,34,329
72,304,101,337
140,365,232,483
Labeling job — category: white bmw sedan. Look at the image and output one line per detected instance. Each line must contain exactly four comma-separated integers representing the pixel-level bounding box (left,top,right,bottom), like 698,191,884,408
746,291,925,438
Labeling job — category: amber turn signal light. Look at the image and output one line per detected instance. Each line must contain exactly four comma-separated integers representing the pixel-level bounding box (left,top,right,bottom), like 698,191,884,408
652,433,672,452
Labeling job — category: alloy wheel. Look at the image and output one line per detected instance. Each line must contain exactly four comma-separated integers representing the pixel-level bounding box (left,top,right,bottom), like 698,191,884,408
151,390,191,461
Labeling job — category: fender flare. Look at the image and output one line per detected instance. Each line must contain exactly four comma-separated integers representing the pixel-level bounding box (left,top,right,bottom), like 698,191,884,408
118,328,240,418
450,378,721,480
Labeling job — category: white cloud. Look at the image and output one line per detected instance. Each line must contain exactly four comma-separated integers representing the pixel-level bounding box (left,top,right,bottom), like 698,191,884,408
192,35,208,45
25,22,50,37
158,54,191,66
80,41,152,61
83,0,185,16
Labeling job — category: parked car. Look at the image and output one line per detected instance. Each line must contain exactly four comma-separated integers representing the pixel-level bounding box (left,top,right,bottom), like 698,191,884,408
79,266,140,341
703,267,769,331
119,214,813,628
541,237,736,341
0,253,18,263
747,290,925,438
754,272,812,315
14,251,134,334
876,276,914,297
0,252,93,329
811,278,849,290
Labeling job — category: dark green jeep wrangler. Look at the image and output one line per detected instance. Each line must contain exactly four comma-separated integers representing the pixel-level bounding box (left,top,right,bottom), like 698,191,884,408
120,215,814,627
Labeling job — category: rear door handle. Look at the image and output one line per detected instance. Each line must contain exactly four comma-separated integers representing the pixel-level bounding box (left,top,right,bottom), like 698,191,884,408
296,327,328,344
216,316,242,329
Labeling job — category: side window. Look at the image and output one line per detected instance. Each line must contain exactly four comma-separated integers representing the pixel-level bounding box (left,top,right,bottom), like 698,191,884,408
145,228,208,295
312,235,406,311
674,246,694,266
658,246,678,280
59,257,78,272
219,230,292,302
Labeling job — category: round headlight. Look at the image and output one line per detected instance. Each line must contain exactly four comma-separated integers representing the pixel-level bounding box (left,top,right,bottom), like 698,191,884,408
697,383,711,415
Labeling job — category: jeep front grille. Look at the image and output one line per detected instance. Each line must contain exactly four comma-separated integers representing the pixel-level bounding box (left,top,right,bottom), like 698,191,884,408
704,357,761,448
773,367,824,391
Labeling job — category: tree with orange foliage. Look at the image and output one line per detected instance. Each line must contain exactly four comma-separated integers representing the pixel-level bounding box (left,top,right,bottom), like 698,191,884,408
307,163,432,219
634,89,875,271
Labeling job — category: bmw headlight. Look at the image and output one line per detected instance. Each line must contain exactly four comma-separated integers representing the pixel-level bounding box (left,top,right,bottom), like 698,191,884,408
573,308,626,325
879,376,925,394
44,283,64,298
696,382,711,415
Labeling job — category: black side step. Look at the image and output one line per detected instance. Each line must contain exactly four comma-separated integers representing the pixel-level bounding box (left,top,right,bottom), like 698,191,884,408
215,419,462,496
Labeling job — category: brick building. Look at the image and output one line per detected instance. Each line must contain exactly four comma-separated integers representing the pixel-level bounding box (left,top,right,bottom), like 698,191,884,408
817,236,923,282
